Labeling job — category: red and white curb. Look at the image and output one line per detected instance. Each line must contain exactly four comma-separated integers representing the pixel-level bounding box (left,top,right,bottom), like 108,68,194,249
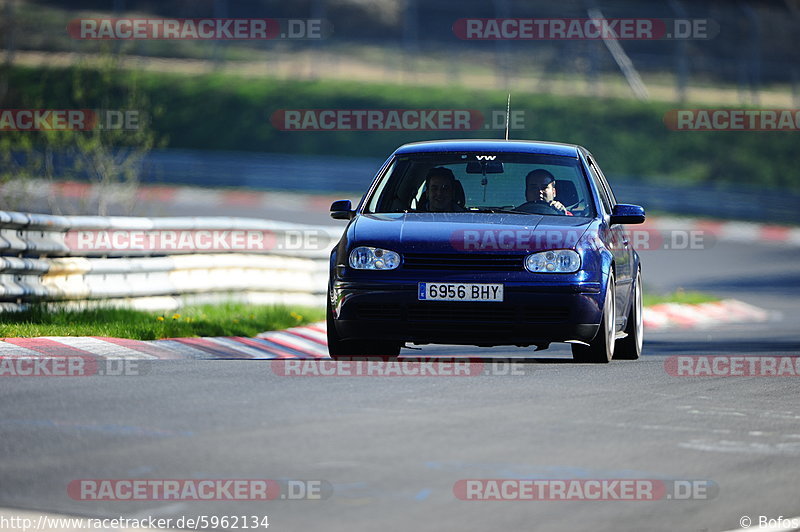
6,179,349,216
643,299,771,330
640,216,800,247
0,299,773,360
0,323,329,360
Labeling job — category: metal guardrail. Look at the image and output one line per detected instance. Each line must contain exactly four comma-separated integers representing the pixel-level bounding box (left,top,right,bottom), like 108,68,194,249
612,182,800,226
7,150,799,224
0,211,341,311
143,150,800,225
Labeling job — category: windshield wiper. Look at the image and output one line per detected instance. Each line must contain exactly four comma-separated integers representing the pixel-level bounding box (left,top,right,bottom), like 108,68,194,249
467,208,536,215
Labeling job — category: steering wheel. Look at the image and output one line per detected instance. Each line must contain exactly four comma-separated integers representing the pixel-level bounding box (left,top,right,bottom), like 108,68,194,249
516,201,563,215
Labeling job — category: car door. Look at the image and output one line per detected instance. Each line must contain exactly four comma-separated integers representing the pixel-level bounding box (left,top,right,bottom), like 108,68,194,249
585,154,633,328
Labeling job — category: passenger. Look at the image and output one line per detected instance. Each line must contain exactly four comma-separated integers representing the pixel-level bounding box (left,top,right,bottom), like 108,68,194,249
517,169,573,215
421,167,466,212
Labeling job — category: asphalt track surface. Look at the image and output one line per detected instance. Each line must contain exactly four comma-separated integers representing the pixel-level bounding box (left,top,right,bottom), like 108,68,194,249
1,204,799,531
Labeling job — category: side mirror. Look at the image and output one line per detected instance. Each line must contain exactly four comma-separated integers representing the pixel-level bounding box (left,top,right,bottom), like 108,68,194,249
330,200,354,220
610,204,645,225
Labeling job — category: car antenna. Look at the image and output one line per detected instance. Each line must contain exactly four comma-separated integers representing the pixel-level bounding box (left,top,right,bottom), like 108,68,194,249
504,93,511,141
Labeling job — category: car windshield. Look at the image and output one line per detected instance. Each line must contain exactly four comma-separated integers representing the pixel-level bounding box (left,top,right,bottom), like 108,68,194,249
365,151,596,217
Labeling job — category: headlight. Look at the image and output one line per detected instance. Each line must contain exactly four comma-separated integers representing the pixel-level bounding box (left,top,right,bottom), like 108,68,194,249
349,246,401,270
525,250,580,273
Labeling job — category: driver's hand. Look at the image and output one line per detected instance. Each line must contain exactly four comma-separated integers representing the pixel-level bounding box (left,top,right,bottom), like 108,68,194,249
549,200,567,213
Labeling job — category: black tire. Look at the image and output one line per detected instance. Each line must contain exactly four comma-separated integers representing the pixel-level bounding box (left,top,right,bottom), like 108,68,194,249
572,271,615,363
614,268,643,360
326,297,400,360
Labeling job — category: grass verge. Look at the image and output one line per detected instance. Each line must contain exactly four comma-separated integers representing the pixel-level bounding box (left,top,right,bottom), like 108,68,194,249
0,303,324,341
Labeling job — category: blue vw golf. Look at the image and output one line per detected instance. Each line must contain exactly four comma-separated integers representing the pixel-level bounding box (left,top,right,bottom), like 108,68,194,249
327,139,645,363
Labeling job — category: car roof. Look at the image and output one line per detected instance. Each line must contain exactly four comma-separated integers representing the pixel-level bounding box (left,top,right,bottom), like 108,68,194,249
393,139,582,157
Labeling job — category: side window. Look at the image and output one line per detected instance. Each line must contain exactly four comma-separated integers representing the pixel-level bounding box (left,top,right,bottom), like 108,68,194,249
586,158,612,215
588,155,617,206
366,160,396,212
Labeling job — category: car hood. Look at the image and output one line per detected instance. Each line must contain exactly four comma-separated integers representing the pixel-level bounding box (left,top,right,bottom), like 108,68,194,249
351,212,593,253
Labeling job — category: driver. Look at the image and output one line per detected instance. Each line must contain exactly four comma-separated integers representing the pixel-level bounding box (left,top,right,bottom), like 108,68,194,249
421,167,466,212
517,169,573,216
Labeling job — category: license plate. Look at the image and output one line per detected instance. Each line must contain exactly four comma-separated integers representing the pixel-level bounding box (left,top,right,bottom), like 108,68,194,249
418,282,503,302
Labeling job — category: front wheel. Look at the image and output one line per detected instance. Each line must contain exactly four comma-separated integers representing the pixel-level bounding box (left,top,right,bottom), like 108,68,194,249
572,271,615,363
326,298,400,360
614,268,643,360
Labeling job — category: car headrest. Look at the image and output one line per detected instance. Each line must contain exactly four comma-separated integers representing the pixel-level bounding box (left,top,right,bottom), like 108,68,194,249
555,180,579,207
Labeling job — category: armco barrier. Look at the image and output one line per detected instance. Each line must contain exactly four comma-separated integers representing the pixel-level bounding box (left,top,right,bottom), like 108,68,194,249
0,211,341,311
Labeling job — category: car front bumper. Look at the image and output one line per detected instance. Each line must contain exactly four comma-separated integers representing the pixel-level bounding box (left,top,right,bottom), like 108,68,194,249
332,280,604,347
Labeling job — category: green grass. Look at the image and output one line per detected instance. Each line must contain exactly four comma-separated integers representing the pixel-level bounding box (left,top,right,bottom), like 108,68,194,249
643,290,720,307
0,303,324,340
4,64,799,192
